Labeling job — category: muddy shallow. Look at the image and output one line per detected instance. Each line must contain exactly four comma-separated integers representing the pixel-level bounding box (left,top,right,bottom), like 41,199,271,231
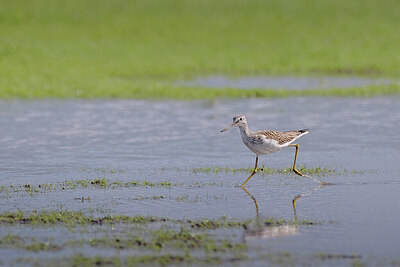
0,97,400,265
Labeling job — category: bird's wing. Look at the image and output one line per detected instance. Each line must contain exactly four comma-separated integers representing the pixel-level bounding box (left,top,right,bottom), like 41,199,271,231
256,130,305,145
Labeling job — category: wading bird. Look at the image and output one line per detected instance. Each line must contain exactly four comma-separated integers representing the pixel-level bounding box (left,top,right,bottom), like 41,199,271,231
220,115,325,187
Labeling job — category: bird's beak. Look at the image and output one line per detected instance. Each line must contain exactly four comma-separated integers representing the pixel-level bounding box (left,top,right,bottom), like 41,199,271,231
220,122,235,132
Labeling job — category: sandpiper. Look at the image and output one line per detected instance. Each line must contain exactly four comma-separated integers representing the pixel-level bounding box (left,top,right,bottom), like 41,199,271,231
220,115,324,187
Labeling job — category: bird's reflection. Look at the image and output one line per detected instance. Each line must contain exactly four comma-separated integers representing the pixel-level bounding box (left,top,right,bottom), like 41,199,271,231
245,224,299,240
241,184,326,239
241,187,259,217
292,184,325,220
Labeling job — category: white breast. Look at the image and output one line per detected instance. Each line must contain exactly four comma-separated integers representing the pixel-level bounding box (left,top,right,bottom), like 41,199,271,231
241,132,282,156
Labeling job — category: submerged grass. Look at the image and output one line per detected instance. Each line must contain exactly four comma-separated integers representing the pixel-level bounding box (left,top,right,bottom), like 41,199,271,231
0,209,161,226
1,229,245,255
1,228,246,266
16,251,395,267
34,254,227,267
0,209,315,227
191,165,369,177
0,209,320,266
0,178,176,196
0,210,317,265
1,210,372,266
0,166,373,197
1,0,400,99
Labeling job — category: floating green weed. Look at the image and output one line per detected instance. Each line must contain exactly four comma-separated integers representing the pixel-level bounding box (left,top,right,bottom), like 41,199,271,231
175,195,189,202
0,234,23,248
25,242,62,252
159,181,172,187
0,209,316,228
1,230,245,255
0,166,377,198
0,210,146,226
90,178,108,187
0,211,328,267
0,178,178,197
65,254,218,267
191,166,369,177
266,251,297,266
132,195,165,201
314,252,362,260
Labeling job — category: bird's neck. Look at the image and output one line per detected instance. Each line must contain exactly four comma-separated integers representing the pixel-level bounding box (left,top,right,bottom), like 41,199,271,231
238,124,251,137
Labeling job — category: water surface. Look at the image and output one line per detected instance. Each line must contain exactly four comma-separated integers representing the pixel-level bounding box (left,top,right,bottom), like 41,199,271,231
0,97,399,265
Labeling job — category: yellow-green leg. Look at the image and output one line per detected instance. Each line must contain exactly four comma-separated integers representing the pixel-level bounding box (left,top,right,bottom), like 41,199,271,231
288,144,304,176
241,156,258,188
288,144,330,185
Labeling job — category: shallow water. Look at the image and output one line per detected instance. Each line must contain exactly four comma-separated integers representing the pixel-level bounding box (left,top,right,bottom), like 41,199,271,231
178,75,397,90
1,97,400,265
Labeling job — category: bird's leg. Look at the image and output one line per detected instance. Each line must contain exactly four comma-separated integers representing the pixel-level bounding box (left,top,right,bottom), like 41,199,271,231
288,144,303,176
241,156,258,188
288,144,330,185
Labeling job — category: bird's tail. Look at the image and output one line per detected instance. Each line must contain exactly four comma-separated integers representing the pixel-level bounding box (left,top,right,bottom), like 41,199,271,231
298,129,309,133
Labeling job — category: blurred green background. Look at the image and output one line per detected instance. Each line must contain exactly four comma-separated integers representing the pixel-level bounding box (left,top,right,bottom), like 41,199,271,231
1,0,399,98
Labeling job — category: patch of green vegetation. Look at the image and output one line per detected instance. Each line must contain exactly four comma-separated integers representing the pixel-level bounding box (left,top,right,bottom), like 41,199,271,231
191,165,366,177
0,166,379,198
58,253,223,267
125,254,196,267
0,234,24,248
390,258,400,266
0,178,178,197
150,227,241,253
174,195,189,202
0,210,91,226
25,242,62,252
90,177,108,187
0,209,160,226
266,251,297,266
0,209,316,228
314,253,362,260
187,218,250,229
0,234,61,252
187,217,316,230
18,251,391,267
82,167,125,174
1,228,246,257
2,83,400,100
132,195,166,201
352,259,367,267
159,181,172,187
1,0,400,99
87,235,149,250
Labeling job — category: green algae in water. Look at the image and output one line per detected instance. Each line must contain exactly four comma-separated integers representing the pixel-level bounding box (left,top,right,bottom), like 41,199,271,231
0,166,377,199
191,165,369,177
0,209,317,227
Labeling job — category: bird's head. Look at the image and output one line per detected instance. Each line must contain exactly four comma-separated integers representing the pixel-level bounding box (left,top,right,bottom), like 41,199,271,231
220,115,247,132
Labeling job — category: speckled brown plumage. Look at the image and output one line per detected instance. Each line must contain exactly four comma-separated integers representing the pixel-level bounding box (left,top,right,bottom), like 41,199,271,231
256,130,308,145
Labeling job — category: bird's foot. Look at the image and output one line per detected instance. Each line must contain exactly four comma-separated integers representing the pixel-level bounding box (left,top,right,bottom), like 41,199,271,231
293,168,304,176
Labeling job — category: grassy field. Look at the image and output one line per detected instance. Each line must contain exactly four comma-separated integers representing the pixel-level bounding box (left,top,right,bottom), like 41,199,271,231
1,0,399,99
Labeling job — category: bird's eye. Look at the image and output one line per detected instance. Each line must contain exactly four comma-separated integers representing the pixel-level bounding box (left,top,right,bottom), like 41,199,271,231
239,118,242,121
